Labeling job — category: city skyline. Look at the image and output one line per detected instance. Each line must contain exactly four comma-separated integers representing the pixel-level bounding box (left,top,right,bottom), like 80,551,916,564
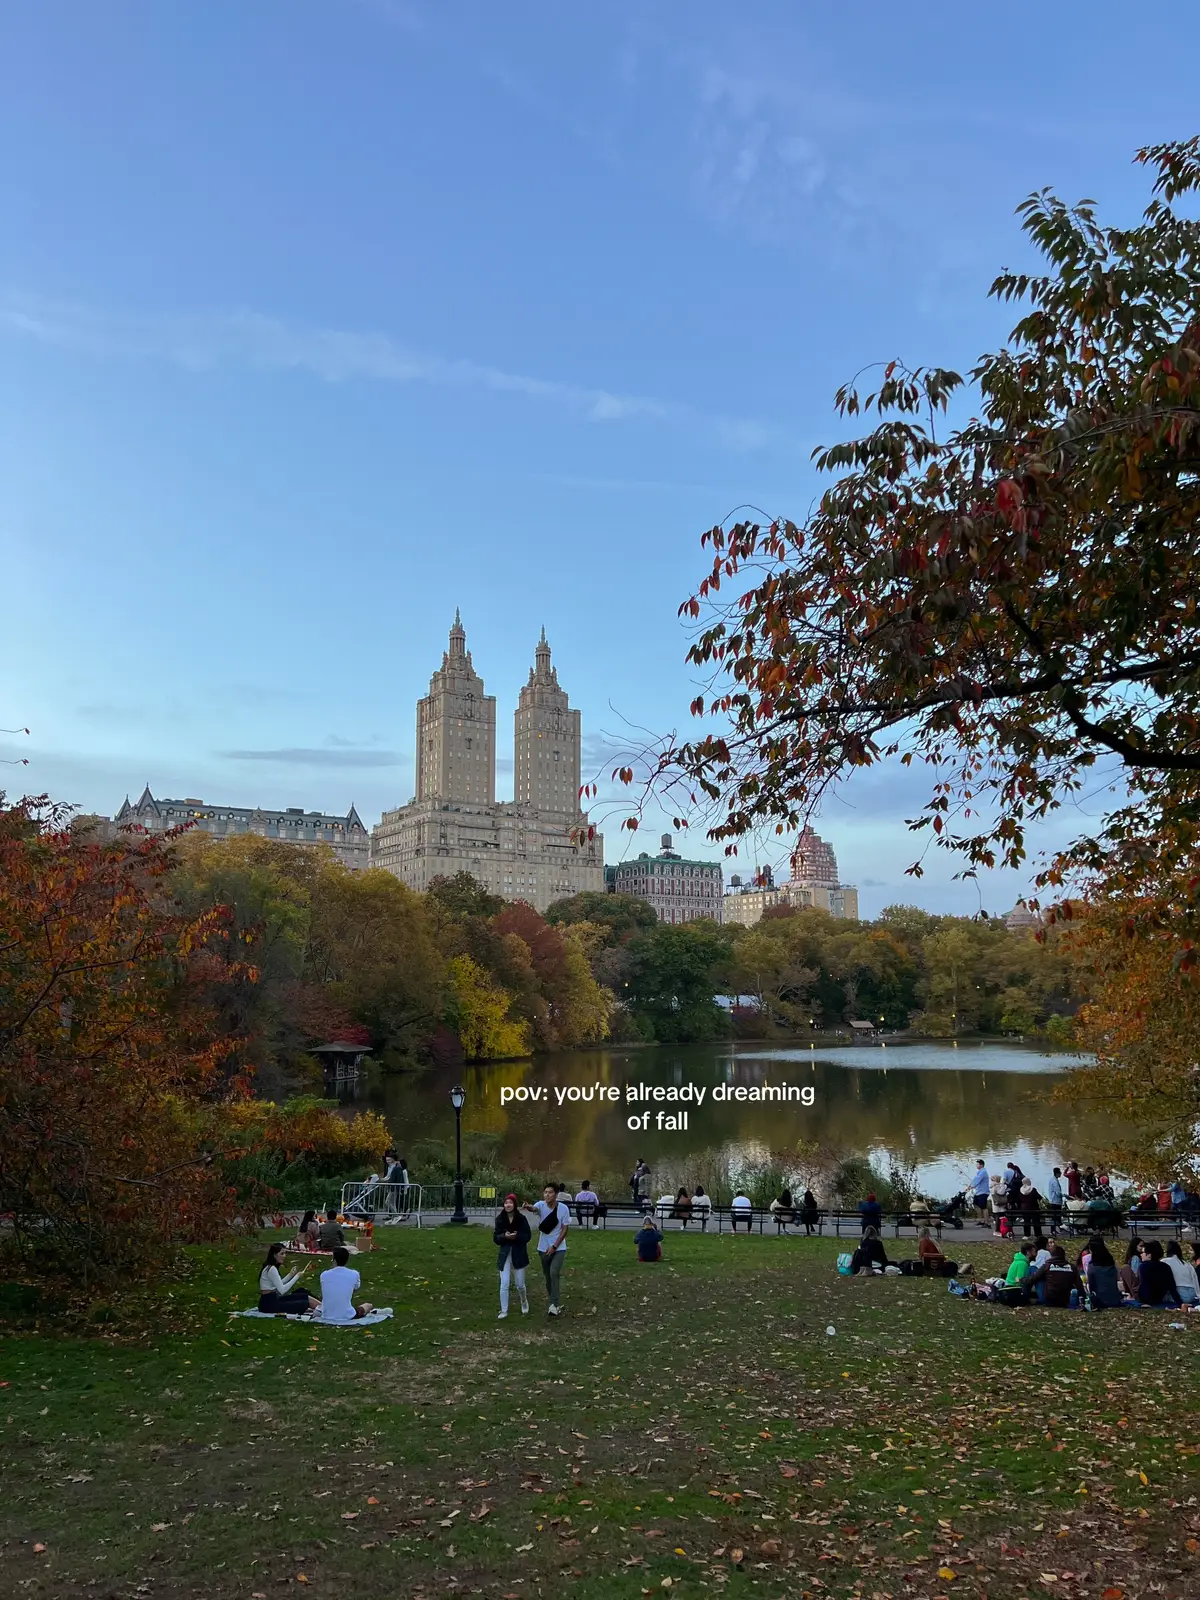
4,2,1186,915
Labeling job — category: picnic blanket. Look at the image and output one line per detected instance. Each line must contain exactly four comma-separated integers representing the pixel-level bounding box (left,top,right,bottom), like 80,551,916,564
232,1307,394,1326
275,1244,361,1256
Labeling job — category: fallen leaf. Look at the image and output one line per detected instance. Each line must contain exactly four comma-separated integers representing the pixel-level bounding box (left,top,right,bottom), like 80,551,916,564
938,1568,956,1582
150,1522,169,1532
730,1547,745,1564
1101,1590,1124,1600
341,1511,359,1520
32,1544,45,1555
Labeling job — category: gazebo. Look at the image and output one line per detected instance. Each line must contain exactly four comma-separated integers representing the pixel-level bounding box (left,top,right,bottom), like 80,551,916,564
311,1040,371,1085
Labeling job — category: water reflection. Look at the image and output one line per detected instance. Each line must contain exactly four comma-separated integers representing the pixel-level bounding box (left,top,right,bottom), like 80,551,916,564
366,1040,1109,1196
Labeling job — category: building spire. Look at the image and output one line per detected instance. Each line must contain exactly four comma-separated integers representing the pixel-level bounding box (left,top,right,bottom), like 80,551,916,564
449,608,466,660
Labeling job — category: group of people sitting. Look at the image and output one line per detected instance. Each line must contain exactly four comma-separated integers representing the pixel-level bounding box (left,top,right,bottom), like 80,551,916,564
257,1240,374,1321
846,1226,969,1279
988,1235,1200,1309
292,1209,359,1251
844,1224,1200,1312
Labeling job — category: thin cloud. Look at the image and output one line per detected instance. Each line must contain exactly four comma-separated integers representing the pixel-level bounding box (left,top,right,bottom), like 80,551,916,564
220,746,404,768
0,291,784,452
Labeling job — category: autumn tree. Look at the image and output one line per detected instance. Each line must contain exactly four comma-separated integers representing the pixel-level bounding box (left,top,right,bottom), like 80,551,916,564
666,139,1200,905
0,797,248,1283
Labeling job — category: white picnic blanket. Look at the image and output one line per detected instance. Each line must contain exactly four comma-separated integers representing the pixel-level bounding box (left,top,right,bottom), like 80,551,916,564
232,1307,394,1326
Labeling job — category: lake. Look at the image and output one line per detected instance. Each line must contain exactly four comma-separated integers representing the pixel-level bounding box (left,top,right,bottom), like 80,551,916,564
364,1038,1111,1201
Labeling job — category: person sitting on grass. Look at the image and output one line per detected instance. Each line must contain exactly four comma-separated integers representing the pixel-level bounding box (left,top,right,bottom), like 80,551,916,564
319,1246,374,1323
1164,1240,1200,1306
1003,1240,1035,1299
850,1226,889,1275
1119,1238,1142,1299
636,1216,664,1262
258,1242,320,1316
317,1209,345,1251
916,1226,959,1277
1081,1236,1122,1310
1028,1244,1083,1308
295,1210,319,1251
1137,1240,1183,1308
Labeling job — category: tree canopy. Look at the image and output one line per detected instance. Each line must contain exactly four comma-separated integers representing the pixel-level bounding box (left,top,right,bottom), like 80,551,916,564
666,139,1200,901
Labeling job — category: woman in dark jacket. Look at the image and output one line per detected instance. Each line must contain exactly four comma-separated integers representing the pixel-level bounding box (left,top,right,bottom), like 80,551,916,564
1081,1235,1122,1309
850,1226,889,1275
494,1193,532,1319
800,1189,820,1235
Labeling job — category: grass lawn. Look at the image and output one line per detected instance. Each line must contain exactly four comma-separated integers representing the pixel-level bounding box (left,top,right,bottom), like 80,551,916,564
2,1227,1198,1600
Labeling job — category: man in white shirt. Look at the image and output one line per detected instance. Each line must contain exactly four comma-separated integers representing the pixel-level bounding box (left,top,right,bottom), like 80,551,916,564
525,1183,570,1316
574,1181,600,1227
731,1193,753,1233
319,1247,374,1323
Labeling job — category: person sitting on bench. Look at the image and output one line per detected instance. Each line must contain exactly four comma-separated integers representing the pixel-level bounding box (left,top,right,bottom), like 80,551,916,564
731,1192,753,1233
319,1246,374,1323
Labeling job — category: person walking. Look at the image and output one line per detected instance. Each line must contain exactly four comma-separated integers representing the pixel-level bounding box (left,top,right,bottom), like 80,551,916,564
629,1159,650,1211
526,1183,571,1317
493,1193,531,1319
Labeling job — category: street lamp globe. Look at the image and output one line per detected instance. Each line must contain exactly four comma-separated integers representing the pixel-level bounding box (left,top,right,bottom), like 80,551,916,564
450,1084,466,1112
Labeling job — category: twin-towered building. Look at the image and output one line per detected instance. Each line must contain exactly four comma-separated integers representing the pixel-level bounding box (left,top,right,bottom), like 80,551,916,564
369,613,604,912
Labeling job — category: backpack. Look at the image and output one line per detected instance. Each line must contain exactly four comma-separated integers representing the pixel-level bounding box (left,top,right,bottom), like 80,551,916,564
836,1252,854,1275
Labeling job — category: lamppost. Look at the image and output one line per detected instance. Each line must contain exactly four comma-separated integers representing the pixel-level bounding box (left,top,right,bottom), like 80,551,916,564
449,1083,468,1225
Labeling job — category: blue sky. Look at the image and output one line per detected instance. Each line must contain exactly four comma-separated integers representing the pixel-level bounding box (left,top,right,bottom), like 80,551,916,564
3,2,1194,914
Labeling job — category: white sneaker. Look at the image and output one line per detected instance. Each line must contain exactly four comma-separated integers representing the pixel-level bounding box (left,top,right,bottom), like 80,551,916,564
548,1303,561,1316
520,1298,529,1315
497,1309,508,1319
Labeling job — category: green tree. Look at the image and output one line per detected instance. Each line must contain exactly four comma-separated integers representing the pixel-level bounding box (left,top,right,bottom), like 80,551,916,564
306,863,446,1053
545,890,658,943
625,922,733,1042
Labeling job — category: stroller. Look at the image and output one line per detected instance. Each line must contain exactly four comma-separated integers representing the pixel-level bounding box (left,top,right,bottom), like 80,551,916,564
932,1190,968,1229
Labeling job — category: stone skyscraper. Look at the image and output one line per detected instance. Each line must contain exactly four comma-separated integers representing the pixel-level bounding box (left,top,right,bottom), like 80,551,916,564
371,616,603,912
416,608,496,806
514,627,580,816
